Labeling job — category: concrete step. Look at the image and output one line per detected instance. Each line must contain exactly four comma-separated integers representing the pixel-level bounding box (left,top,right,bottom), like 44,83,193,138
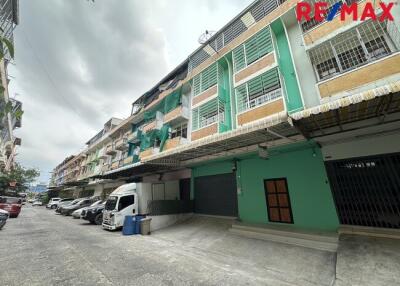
339,225,400,240
229,222,338,252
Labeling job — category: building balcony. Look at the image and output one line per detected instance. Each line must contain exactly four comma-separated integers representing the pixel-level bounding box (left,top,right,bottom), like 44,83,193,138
105,144,116,155
128,129,141,143
163,136,187,151
111,160,120,170
164,106,189,126
123,156,133,165
114,137,128,151
139,147,159,160
101,164,110,173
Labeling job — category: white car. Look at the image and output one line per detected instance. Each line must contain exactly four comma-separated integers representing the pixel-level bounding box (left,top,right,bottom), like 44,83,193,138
46,198,61,209
32,200,43,206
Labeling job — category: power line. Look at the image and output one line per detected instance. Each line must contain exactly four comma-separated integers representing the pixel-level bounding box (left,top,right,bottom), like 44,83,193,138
20,28,83,119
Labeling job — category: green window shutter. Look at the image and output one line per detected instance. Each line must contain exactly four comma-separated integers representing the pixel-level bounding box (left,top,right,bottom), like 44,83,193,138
233,45,246,73
261,68,280,94
192,108,199,130
244,26,273,66
193,75,201,97
235,84,248,113
201,63,218,92
235,67,281,113
247,75,264,100
198,98,218,129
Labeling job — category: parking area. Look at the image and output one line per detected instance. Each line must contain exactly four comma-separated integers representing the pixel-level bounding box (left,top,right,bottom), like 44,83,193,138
0,205,338,286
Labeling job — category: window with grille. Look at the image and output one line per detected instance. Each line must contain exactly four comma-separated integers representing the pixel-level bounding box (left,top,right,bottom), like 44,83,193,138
309,20,398,81
264,178,293,224
235,67,281,113
192,63,218,97
233,26,274,73
189,0,287,71
170,123,188,139
192,98,221,131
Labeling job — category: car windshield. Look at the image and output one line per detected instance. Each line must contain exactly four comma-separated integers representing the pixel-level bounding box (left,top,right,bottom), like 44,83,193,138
90,200,102,207
105,196,118,210
70,199,80,205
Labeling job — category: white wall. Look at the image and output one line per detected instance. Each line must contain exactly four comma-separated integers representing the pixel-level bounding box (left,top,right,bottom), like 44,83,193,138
321,133,400,161
282,10,320,108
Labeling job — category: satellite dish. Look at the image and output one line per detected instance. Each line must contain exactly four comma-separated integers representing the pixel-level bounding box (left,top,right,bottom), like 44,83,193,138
198,30,216,45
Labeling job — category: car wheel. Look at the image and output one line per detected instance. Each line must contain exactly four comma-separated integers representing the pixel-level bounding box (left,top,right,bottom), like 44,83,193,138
94,213,103,225
51,205,56,209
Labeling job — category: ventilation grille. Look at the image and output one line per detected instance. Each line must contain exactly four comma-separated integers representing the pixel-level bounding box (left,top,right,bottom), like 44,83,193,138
189,0,284,72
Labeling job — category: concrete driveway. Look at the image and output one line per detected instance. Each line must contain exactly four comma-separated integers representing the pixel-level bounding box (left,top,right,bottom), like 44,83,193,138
0,205,337,286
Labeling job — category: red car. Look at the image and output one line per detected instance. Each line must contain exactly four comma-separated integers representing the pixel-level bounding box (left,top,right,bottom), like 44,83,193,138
0,196,22,218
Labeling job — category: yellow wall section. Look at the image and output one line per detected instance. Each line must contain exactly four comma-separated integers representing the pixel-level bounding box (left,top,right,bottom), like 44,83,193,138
163,137,181,151
237,98,284,126
192,85,218,106
319,54,400,98
191,123,218,141
234,53,276,83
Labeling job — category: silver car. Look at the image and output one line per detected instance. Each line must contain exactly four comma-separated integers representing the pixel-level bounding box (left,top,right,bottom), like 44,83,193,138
0,209,9,230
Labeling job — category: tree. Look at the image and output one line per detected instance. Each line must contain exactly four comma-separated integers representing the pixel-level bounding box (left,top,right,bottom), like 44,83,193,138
0,163,40,195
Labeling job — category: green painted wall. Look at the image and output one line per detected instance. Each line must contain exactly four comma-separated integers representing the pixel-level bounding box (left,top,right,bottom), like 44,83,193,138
237,142,339,231
271,19,303,113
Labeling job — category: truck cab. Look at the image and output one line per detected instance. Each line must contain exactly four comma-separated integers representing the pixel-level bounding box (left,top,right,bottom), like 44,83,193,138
102,183,138,230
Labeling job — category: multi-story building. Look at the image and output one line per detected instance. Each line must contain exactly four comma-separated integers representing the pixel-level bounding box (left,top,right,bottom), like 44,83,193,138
51,0,400,232
0,0,21,172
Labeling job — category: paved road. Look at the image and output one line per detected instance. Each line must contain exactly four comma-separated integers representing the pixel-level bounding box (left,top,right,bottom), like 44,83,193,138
0,205,337,286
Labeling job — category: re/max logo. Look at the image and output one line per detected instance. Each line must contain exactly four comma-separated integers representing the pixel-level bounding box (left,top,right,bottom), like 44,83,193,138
296,2,395,22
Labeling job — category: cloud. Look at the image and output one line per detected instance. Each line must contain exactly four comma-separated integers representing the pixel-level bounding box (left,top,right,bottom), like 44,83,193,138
8,0,253,183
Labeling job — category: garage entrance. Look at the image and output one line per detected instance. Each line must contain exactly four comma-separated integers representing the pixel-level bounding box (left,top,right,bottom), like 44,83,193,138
325,153,400,228
194,173,238,217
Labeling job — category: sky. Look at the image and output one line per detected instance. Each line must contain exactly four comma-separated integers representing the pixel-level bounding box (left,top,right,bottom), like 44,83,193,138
9,0,254,184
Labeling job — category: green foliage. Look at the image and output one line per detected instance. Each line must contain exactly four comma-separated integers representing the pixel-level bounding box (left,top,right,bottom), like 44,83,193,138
0,37,16,128
40,192,49,204
0,163,40,194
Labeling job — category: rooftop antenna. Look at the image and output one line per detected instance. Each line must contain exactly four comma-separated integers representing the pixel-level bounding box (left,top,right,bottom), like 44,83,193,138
198,30,216,45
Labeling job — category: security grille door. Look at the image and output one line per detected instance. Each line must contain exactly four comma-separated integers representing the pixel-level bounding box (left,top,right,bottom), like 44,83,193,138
264,178,293,224
326,153,400,228
194,173,238,217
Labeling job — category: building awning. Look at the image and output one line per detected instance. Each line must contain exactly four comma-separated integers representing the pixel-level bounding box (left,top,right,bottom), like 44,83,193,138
98,162,178,181
291,81,400,138
62,180,89,187
144,111,302,165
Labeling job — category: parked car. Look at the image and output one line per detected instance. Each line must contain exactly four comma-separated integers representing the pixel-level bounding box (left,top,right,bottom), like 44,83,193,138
56,199,80,214
0,197,22,218
27,198,35,203
46,197,64,209
72,200,104,219
60,198,98,216
0,209,9,229
32,200,43,206
82,201,106,225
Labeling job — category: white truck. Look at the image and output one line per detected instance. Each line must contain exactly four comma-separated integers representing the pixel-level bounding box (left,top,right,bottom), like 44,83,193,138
102,181,183,231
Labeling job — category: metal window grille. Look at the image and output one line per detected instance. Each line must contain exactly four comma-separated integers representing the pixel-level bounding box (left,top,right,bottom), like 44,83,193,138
189,0,286,71
235,67,281,113
309,20,399,81
232,26,273,73
192,63,219,97
192,98,225,130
